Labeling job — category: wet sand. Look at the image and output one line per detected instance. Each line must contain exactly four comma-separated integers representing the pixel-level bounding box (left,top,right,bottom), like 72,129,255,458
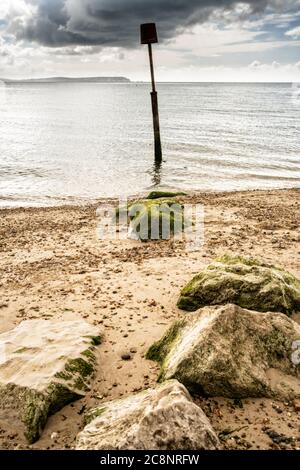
0,188,299,450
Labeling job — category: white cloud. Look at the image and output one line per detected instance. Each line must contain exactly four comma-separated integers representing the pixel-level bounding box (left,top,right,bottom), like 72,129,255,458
166,22,300,58
157,60,300,82
285,26,300,38
0,0,35,23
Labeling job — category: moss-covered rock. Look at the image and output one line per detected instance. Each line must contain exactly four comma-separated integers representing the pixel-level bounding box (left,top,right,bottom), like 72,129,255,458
124,198,190,242
0,320,102,443
147,304,300,399
177,255,300,315
146,191,187,200
76,380,220,450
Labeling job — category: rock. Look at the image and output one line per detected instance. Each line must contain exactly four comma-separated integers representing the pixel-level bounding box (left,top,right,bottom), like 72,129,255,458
146,191,187,200
117,199,190,242
76,380,220,450
264,428,293,445
147,304,300,399
177,255,300,315
0,320,102,443
293,399,300,411
121,354,131,361
129,348,137,354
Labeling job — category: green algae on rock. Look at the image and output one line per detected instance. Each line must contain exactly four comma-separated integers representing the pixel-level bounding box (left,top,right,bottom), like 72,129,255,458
123,198,190,242
147,304,300,399
0,320,102,443
146,191,187,200
76,380,220,450
177,255,300,315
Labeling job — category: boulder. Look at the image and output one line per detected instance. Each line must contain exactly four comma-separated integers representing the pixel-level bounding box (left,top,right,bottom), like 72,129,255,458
0,319,102,443
76,380,220,450
177,255,300,315
147,304,300,399
118,198,189,242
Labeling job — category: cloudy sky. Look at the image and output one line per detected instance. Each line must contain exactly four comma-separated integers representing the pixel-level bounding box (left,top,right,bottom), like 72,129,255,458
0,0,300,81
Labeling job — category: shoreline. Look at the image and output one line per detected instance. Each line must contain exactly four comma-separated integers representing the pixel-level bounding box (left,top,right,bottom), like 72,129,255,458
1,186,300,213
1,187,299,450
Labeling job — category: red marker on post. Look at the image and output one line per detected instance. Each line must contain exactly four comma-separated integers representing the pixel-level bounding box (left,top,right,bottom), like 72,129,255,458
140,23,162,163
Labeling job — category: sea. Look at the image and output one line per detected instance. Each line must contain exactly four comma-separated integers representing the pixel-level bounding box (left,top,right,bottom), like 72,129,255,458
0,81,299,207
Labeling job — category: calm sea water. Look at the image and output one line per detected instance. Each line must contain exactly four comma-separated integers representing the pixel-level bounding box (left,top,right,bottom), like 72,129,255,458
0,82,299,207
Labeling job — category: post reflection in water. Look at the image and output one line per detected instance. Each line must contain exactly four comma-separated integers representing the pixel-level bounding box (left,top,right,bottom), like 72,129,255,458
151,159,162,186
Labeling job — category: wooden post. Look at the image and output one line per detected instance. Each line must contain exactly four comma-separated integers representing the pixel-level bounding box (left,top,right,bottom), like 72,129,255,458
141,23,162,163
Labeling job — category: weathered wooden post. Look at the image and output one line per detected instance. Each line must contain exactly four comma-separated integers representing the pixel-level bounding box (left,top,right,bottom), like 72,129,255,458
140,23,162,163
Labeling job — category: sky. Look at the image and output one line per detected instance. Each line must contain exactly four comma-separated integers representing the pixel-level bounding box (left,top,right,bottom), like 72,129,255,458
0,0,300,82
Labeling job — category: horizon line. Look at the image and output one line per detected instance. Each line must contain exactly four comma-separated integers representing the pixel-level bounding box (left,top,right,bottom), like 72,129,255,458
0,76,298,84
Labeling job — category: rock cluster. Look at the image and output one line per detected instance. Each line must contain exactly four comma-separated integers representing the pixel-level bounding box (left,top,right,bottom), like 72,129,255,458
1,254,299,449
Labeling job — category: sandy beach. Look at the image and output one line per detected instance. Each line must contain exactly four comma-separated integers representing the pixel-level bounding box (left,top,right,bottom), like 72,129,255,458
0,188,299,450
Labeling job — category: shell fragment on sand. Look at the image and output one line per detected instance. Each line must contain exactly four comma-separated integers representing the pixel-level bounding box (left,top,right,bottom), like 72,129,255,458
177,255,300,315
0,319,102,443
76,380,220,450
147,304,300,399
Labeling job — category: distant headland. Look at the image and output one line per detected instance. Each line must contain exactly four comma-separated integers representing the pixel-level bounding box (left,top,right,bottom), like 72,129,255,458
1,76,131,84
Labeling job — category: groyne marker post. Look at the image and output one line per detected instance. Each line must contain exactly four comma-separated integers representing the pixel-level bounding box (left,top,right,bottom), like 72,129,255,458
140,23,162,163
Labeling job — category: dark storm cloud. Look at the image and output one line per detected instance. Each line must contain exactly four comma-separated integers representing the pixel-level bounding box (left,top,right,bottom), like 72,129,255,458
8,0,296,47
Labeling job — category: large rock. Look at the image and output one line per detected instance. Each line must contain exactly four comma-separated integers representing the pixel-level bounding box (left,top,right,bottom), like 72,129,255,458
147,304,300,399
117,198,189,242
177,255,300,315
0,320,102,443
76,380,220,450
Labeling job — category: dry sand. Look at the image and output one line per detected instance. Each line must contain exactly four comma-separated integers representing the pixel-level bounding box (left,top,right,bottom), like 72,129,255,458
0,188,299,450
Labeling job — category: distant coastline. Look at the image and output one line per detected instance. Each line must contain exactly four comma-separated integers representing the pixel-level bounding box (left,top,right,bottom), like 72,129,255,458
1,76,131,84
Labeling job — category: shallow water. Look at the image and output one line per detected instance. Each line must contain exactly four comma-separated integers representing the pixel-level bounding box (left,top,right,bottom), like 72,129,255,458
0,82,299,207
